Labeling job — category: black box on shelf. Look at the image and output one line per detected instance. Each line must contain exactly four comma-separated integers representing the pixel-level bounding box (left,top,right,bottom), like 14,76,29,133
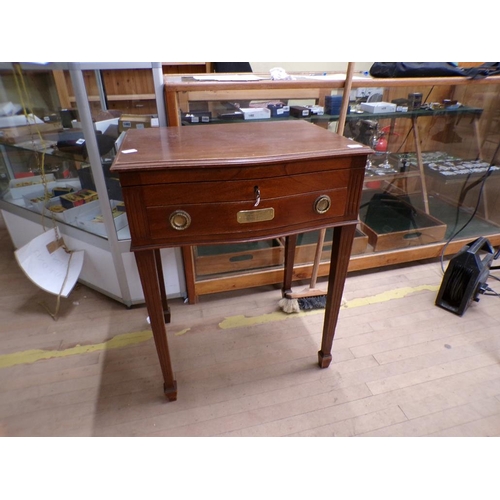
290,106,310,118
267,103,290,117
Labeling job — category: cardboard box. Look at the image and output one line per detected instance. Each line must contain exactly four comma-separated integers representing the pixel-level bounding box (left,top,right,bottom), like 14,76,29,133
45,199,100,224
360,102,397,114
118,114,152,133
75,200,128,237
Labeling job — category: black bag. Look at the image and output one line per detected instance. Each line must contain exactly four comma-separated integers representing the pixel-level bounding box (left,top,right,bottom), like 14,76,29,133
463,62,500,79
369,62,500,80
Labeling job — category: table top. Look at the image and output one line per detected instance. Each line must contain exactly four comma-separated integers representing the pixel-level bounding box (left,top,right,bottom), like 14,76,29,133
111,121,372,172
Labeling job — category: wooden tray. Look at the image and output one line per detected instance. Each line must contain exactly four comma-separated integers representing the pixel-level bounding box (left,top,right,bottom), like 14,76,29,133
359,191,447,252
293,227,369,264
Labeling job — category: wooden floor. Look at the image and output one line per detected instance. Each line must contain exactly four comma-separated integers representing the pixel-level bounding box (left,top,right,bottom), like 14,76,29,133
1,214,500,437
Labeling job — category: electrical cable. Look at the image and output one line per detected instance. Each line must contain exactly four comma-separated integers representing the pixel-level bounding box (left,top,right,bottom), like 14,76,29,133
439,138,500,274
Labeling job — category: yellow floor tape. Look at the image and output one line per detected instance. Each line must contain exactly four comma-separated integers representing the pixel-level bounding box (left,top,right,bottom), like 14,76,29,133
0,284,439,369
219,285,439,329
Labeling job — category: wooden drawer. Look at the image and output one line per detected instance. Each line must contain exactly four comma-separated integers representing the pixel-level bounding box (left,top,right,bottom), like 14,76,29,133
145,186,348,244
142,169,350,206
135,165,355,246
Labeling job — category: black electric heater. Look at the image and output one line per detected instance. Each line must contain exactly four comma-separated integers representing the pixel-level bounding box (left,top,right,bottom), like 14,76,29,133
436,237,495,316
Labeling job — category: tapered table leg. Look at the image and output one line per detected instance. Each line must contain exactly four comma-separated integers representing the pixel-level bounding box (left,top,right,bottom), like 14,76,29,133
282,234,298,296
135,249,177,401
154,249,171,324
318,223,356,368
181,246,198,304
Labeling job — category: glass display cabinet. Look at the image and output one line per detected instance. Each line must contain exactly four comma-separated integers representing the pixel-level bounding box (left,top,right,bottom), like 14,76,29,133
163,69,500,303
0,62,185,306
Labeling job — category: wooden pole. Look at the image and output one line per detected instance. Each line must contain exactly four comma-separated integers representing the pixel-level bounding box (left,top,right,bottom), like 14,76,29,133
310,63,356,292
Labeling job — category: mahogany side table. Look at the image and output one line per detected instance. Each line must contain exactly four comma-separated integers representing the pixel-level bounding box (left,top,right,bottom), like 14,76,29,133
111,120,371,401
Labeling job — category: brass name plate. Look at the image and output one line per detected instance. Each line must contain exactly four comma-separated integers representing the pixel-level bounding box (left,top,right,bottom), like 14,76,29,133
237,207,275,224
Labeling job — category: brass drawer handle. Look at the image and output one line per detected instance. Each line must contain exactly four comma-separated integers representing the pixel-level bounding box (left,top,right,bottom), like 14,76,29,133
169,210,191,230
314,195,331,214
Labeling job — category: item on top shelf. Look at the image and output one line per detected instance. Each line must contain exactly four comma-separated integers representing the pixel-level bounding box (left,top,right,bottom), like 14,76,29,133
217,110,244,120
391,98,410,112
239,107,271,120
249,100,282,108
181,111,211,123
360,102,397,114
118,114,153,133
408,92,423,110
289,106,310,118
325,95,343,115
267,103,290,117
306,105,324,116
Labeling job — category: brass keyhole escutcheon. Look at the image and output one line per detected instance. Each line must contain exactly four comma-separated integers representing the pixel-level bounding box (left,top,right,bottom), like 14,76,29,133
169,210,191,230
314,195,331,214
254,186,261,207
